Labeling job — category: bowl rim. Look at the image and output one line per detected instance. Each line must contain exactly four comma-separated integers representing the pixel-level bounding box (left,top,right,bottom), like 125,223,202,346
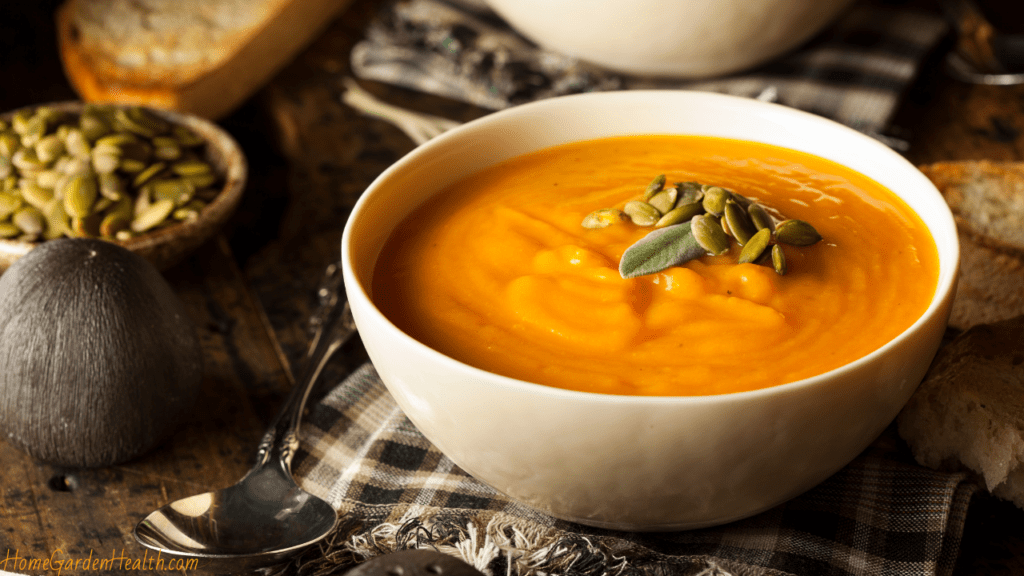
341,89,959,405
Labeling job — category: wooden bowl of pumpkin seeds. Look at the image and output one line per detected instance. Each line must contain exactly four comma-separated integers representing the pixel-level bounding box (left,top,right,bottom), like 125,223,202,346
0,101,246,272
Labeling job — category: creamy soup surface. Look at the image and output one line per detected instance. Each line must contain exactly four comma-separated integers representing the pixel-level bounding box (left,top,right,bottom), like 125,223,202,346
372,135,939,396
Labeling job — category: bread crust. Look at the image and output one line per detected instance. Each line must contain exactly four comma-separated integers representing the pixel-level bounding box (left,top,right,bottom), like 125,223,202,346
57,0,355,119
897,315,1024,507
918,160,1024,330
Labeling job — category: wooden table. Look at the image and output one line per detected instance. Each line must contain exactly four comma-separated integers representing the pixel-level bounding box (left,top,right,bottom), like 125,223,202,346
1,0,1023,574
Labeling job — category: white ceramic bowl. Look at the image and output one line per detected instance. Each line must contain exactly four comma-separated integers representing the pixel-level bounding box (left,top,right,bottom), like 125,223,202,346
483,0,857,77
341,91,959,530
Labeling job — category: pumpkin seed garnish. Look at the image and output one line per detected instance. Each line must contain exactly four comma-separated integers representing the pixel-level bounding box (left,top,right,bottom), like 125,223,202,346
723,199,756,245
623,200,661,226
579,173,824,278
582,208,628,229
691,214,730,255
701,186,730,215
748,202,774,231
771,244,787,275
738,228,772,264
643,174,666,200
656,202,703,228
775,219,822,246
648,187,678,214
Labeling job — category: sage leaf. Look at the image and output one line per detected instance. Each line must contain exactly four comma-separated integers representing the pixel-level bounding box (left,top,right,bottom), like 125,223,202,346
619,221,704,279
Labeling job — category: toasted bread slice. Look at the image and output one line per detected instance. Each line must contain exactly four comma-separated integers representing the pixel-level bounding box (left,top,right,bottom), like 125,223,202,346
57,0,354,119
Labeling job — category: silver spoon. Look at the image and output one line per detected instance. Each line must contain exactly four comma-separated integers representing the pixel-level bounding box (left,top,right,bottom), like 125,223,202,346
134,262,354,573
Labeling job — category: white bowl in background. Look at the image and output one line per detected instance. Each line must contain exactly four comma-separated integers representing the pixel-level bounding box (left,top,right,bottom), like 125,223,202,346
341,90,958,530
483,0,856,78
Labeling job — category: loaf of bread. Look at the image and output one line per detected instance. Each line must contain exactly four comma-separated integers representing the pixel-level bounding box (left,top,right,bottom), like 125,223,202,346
918,160,1024,329
57,0,354,119
897,315,1024,508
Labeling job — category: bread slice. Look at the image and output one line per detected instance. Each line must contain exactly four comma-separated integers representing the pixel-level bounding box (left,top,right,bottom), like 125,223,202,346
897,315,1024,508
57,0,354,119
920,160,1024,253
918,160,1024,329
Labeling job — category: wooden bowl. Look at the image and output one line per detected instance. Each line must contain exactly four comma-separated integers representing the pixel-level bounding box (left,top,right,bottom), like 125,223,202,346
0,102,246,272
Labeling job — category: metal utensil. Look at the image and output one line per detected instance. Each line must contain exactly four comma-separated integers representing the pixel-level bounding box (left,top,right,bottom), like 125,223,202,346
941,0,1024,85
134,263,354,573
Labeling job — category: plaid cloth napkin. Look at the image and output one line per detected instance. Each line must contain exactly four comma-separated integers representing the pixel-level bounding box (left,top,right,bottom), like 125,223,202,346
273,364,976,576
350,0,949,145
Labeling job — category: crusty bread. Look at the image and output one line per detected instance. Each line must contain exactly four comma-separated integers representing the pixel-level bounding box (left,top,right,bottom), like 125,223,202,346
918,160,1024,330
920,160,1024,253
57,0,354,119
897,315,1024,508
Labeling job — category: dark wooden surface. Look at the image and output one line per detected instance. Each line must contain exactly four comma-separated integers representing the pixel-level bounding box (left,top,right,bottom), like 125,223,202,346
1,0,1024,574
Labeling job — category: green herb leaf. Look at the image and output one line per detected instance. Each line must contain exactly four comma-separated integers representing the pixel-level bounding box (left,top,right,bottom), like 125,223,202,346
619,221,704,279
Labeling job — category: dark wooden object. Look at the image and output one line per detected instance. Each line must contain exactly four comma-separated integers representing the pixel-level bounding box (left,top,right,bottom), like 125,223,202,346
0,0,1023,574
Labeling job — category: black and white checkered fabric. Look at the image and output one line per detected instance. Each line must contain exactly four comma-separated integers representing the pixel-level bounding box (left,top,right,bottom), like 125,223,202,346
350,0,949,142
281,364,975,576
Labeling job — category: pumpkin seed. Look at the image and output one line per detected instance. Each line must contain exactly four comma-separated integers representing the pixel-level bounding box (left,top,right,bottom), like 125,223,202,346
771,244,787,275
0,192,22,219
173,200,206,221
0,221,19,238
738,228,772,264
748,202,773,231
63,174,98,218
623,200,661,226
171,159,212,177
775,219,822,246
43,199,70,240
182,172,218,189
729,191,753,208
35,134,64,164
79,110,111,142
173,125,204,147
701,186,729,215
119,158,147,173
91,148,121,174
99,212,131,237
20,181,53,210
63,128,91,159
114,106,169,138
34,169,62,190
723,199,756,245
71,214,102,237
0,132,20,157
643,174,666,200
131,198,175,232
152,178,195,206
152,136,182,161
648,187,678,214
11,148,44,173
13,206,44,235
98,172,125,201
133,162,166,188
676,181,703,205
691,214,730,255
581,208,628,229
655,201,704,228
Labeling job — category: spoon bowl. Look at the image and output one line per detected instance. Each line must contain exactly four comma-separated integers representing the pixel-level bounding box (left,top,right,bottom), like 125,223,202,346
134,263,353,572
134,463,338,571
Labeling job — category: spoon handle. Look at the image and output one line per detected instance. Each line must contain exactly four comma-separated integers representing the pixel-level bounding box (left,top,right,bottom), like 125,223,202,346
255,261,356,472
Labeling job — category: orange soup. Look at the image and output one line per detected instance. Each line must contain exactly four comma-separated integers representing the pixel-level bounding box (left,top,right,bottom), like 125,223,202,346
372,135,939,396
